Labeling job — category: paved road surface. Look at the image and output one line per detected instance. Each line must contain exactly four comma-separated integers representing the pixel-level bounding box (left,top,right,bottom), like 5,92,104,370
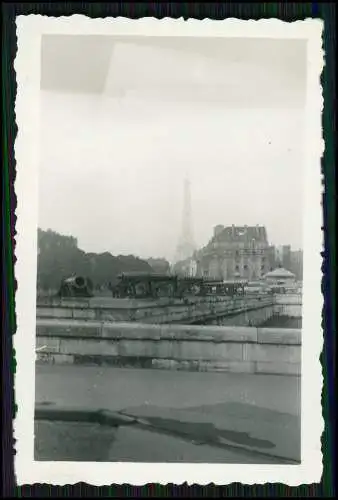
36,364,300,415
35,364,301,463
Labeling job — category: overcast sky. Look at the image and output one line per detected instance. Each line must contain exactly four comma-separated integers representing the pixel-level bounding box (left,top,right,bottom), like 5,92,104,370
38,35,306,261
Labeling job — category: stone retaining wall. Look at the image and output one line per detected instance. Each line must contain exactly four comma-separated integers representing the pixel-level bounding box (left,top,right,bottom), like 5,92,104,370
274,294,302,305
36,321,301,376
36,294,302,325
36,295,276,325
274,304,302,318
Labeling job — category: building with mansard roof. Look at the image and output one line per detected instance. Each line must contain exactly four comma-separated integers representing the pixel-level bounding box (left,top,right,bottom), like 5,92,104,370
195,225,276,281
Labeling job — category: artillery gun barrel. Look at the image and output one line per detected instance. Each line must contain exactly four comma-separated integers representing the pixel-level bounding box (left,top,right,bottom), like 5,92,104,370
58,276,94,298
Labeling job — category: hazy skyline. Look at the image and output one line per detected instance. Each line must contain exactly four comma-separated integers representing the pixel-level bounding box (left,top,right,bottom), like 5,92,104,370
38,35,306,261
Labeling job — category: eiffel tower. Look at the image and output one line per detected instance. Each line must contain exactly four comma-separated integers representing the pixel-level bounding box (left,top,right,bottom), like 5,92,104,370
174,177,195,264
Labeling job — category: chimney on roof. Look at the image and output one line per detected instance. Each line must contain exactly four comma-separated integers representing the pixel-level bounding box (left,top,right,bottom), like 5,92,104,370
214,225,224,238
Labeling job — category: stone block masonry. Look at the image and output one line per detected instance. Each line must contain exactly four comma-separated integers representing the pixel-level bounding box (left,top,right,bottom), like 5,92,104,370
36,295,276,325
36,321,301,376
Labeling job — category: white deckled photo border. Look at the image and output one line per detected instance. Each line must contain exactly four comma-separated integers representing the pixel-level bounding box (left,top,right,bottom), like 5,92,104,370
14,15,324,485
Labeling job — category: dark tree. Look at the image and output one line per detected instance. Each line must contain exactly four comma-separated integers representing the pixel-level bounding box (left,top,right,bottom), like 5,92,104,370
146,257,171,275
37,228,153,292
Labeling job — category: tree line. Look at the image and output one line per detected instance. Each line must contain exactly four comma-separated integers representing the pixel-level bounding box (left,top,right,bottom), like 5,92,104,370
37,228,170,292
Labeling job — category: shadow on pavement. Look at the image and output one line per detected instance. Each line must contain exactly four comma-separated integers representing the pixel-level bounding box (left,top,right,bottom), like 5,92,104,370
34,400,300,463
137,416,275,449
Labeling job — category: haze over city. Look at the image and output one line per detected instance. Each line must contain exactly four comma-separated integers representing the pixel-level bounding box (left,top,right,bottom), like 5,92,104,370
38,35,306,261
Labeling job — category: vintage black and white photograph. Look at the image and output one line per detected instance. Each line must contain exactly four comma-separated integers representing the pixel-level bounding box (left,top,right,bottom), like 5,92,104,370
14,17,323,485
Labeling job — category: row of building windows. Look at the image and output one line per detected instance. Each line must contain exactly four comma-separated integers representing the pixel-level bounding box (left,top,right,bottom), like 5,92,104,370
207,250,270,258
204,262,267,273
235,265,266,271
235,255,266,262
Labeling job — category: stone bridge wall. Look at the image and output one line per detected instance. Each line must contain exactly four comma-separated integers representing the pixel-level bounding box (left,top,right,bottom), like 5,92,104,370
273,294,302,318
36,320,301,376
36,295,279,325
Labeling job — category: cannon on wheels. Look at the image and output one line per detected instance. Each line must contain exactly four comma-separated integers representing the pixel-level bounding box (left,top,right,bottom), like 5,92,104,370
110,274,248,299
111,272,179,299
58,276,94,298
